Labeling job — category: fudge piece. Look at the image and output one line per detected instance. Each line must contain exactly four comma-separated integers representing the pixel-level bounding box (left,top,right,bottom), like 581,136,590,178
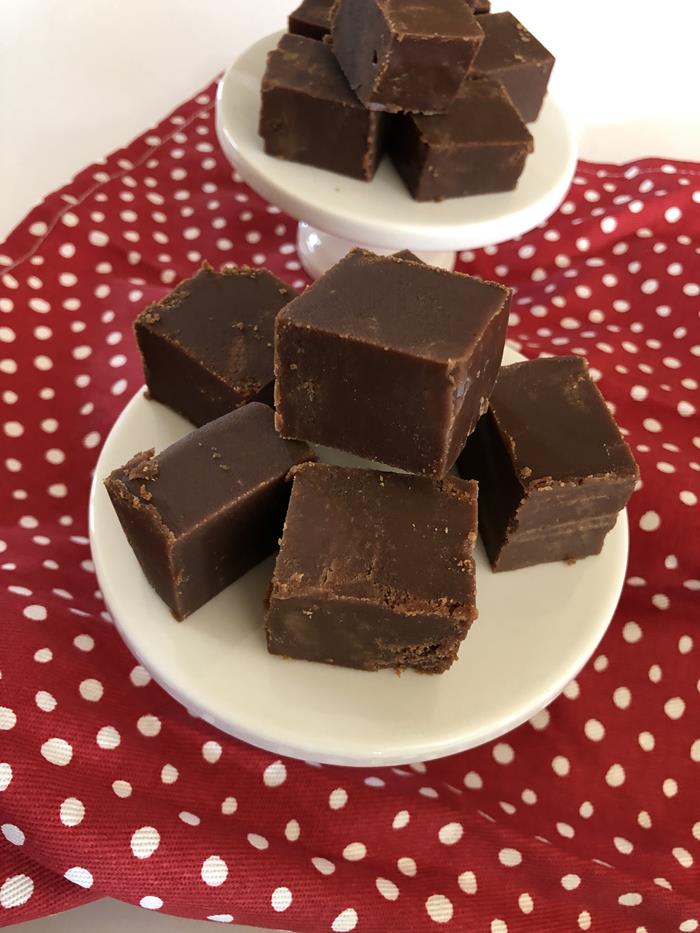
468,0,490,13
388,76,533,201
259,33,386,181
332,0,484,114
104,403,315,620
288,0,333,40
135,263,294,427
473,12,555,122
265,463,478,673
275,249,510,477
457,356,639,572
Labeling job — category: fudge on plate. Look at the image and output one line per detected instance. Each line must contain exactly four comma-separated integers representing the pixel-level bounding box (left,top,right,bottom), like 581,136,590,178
104,403,315,620
274,248,511,477
332,0,484,114
135,263,294,426
259,33,386,181
457,355,639,572
265,463,479,673
388,76,533,201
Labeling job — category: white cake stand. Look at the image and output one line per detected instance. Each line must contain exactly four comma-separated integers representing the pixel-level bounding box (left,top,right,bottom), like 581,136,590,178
216,31,578,278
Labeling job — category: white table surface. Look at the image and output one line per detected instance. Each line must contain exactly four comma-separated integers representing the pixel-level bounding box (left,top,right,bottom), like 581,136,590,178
2,1,698,930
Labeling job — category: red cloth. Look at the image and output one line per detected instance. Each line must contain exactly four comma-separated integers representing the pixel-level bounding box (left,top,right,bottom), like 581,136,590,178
0,80,698,932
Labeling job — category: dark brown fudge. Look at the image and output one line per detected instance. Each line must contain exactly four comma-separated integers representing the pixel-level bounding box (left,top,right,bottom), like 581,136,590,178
288,0,333,40
332,0,484,114
388,76,533,201
468,0,490,13
135,263,294,427
104,403,315,620
473,12,555,122
457,356,639,572
259,33,386,181
275,249,510,477
265,463,478,673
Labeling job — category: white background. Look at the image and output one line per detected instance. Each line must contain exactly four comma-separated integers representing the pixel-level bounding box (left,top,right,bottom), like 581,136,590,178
2,1,699,930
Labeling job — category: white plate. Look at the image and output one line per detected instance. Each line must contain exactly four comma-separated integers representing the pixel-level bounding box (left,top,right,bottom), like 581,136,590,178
89,347,629,767
215,32,578,252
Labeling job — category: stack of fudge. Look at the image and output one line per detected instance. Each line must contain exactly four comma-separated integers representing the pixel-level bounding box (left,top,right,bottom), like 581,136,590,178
258,0,555,200
106,252,638,675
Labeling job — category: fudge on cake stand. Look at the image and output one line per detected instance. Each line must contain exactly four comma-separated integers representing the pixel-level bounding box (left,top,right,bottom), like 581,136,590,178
216,30,576,277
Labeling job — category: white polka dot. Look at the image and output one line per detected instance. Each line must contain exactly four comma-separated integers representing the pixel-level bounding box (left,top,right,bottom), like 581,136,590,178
578,910,591,930
639,731,655,751
202,739,221,762
140,896,163,910
201,855,228,887
398,856,417,877
271,886,293,912
207,915,233,924
285,819,300,841
649,664,663,683
112,780,132,798
498,847,522,867
4,421,23,438
343,842,367,861
393,809,410,829
665,207,682,223
221,796,237,814
0,706,17,731
679,400,696,417
679,635,693,654
638,810,652,829
376,877,399,901
64,867,93,889
0,763,13,793
584,719,605,741
618,892,642,907
664,697,685,719
552,756,570,776
438,822,463,845
34,648,52,663
529,709,550,730
557,821,575,839
606,763,626,787
248,832,268,850
331,907,358,931
159,764,178,785
329,787,348,809
96,725,120,749
41,737,72,766
614,836,634,854
425,894,453,924
73,634,94,652
662,777,678,798
561,873,581,891
129,665,150,687
419,786,438,798
0,874,34,908
79,678,103,702
263,760,286,787
463,771,482,789
131,826,160,859
138,715,161,737
613,686,632,709
1,824,25,846
493,743,514,764
623,621,642,643
60,797,85,826
679,922,699,933
673,847,694,868
311,856,335,875
680,490,698,507
458,869,477,894
491,920,508,933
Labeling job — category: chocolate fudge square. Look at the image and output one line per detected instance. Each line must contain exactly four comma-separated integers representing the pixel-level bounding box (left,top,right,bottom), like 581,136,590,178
104,403,315,620
458,356,639,572
135,263,294,427
265,463,478,673
473,12,555,122
259,33,386,181
288,0,333,40
389,76,533,202
332,0,484,114
274,249,511,477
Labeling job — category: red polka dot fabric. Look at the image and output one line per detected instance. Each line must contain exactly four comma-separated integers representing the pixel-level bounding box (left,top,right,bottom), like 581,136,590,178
0,81,698,932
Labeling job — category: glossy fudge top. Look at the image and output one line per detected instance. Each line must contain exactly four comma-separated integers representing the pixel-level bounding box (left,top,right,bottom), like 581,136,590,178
411,77,533,147
263,33,363,107
380,0,483,38
489,356,639,486
475,12,554,71
111,403,314,535
277,249,510,363
136,263,293,387
274,463,478,618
